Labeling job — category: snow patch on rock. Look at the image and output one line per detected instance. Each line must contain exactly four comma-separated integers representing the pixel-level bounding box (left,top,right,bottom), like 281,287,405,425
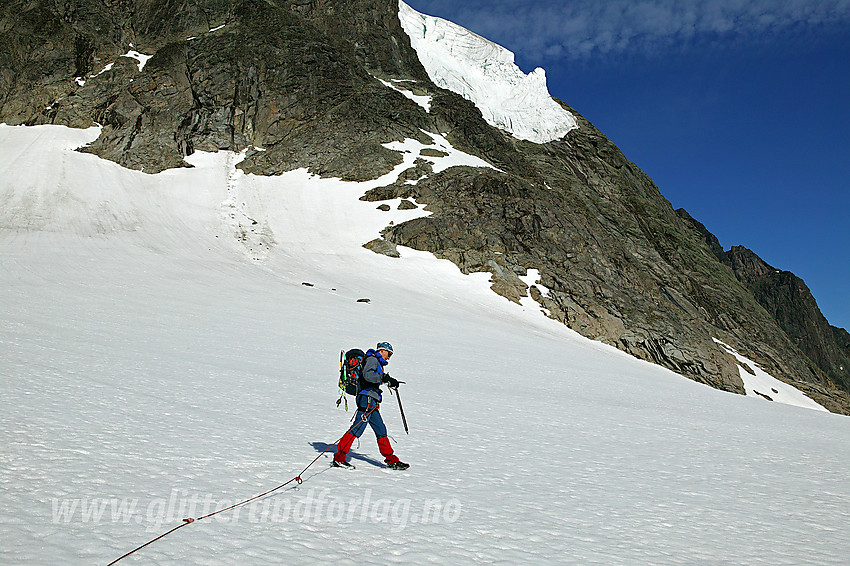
122,46,153,71
377,78,432,112
385,130,499,174
714,339,827,411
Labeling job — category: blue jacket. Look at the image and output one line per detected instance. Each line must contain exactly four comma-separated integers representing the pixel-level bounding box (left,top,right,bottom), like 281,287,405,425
358,349,388,404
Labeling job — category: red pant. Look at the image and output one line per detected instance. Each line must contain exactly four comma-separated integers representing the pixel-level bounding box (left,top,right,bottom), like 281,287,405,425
334,417,399,464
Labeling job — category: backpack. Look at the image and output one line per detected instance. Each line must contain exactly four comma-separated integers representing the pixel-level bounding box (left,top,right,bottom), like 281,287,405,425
337,348,366,409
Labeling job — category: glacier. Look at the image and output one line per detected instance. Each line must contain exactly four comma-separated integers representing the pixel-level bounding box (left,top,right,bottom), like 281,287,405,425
398,1,578,144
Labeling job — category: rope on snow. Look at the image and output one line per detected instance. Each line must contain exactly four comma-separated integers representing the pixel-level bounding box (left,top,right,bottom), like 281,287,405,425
106,406,378,565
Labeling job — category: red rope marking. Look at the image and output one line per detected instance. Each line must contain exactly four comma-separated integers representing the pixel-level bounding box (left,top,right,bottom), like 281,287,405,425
106,405,378,565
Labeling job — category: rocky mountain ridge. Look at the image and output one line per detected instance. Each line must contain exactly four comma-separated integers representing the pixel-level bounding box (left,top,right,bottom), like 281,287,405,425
2,0,847,413
678,209,850,396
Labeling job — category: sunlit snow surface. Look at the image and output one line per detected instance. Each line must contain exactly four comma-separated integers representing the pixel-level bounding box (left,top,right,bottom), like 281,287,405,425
2,125,850,565
398,1,577,144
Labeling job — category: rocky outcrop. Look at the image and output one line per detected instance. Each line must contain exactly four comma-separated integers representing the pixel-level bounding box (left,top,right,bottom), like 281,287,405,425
726,244,849,394
2,0,847,412
674,208,725,262
1,0,433,177
678,215,850,411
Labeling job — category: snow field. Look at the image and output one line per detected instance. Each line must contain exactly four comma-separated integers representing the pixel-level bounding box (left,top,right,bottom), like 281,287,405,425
1,125,850,565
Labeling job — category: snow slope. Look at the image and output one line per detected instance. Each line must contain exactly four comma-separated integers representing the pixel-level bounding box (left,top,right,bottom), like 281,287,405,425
2,125,850,566
398,1,577,144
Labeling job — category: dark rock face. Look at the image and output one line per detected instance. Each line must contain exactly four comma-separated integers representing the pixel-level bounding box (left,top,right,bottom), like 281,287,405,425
726,246,850,393
1,0,432,176
675,208,725,262
679,217,850,412
2,0,847,413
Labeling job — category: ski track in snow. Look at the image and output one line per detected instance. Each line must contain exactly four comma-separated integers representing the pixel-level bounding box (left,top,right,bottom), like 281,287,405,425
2,124,850,565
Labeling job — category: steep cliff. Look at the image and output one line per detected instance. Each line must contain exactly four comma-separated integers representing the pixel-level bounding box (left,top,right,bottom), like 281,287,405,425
678,212,850,412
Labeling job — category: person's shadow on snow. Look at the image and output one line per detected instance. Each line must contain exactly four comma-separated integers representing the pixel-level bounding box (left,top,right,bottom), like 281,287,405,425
310,442,385,467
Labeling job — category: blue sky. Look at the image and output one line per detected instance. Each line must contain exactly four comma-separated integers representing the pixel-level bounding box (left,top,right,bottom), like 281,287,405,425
404,0,850,331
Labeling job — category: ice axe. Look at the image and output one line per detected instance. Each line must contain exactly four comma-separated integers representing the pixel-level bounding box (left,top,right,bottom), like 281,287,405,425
390,382,409,434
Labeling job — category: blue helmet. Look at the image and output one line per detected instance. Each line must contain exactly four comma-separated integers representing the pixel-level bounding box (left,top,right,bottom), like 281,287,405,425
376,341,394,353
